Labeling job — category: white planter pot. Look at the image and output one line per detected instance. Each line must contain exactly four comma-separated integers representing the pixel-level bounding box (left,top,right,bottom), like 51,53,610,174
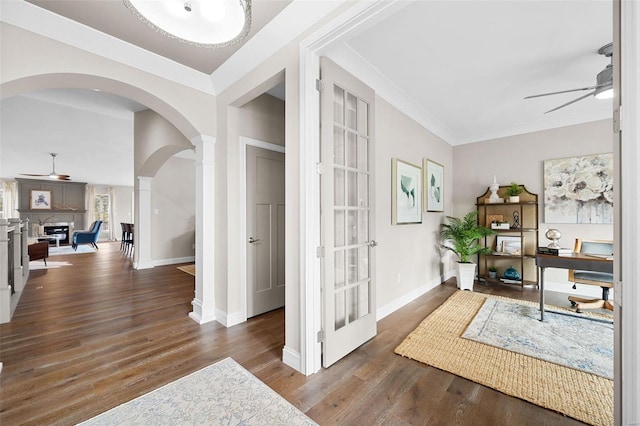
456,262,477,291
509,196,520,203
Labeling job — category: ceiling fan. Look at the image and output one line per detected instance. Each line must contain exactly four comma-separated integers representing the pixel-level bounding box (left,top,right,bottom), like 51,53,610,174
525,43,613,114
21,153,71,181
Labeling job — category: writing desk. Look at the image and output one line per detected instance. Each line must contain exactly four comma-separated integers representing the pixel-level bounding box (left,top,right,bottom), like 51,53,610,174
535,253,613,321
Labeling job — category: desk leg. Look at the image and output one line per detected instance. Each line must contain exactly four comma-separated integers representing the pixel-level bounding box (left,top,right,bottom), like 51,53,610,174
539,266,545,322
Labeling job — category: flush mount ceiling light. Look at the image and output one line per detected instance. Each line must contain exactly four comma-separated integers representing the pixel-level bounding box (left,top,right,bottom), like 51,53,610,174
123,0,252,48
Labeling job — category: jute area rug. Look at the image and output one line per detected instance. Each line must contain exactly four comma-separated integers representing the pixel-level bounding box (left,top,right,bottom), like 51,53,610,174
79,357,316,425
395,291,613,426
177,264,195,276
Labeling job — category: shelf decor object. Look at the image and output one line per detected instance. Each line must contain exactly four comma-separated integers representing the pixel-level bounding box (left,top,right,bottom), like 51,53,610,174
476,185,539,291
424,158,444,212
488,175,502,203
392,159,422,224
545,228,562,248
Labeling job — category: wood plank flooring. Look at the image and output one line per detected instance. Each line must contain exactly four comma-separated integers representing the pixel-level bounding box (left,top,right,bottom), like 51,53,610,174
0,242,589,425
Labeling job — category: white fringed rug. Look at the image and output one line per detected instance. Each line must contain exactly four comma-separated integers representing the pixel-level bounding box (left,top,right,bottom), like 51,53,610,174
49,245,96,256
79,358,316,425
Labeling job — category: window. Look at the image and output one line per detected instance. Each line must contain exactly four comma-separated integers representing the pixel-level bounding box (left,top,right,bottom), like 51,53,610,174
95,194,110,232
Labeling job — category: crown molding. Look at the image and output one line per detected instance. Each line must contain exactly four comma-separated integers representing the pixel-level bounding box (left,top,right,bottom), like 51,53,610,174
454,110,612,145
0,0,215,95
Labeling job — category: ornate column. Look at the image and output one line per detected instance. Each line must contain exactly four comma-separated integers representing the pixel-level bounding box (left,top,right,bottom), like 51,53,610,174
189,135,216,324
134,176,154,270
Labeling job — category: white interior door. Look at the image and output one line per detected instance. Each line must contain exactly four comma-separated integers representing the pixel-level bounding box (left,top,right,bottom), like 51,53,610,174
320,57,376,367
246,145,285,318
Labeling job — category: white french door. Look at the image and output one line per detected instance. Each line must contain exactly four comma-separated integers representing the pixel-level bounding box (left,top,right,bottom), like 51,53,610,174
320,57,376,368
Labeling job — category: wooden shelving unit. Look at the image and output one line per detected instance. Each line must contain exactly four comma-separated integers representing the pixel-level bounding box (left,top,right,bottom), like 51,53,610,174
476,185,538,291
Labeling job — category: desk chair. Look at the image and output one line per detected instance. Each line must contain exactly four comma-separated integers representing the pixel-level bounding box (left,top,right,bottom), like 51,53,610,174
568,239,614,313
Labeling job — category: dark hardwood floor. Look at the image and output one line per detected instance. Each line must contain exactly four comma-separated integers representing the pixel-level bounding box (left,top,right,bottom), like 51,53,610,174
0,242,589,425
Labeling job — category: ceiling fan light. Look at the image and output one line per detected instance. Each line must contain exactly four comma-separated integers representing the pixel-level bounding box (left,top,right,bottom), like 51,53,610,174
124,0,251,49
595,87,614,100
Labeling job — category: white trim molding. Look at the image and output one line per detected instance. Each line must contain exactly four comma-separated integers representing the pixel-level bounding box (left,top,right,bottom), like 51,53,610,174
619,0,640,423
152,256,195,267
213,308,245,328
282,346,302,372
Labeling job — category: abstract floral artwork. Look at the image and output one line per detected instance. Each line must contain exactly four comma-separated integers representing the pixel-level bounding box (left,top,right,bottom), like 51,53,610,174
544,153,613,224
392,158,422,224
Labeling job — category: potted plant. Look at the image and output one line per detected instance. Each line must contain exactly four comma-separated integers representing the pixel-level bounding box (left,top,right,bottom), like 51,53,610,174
506,182,523,203
488,266,498,279
440,211,496,291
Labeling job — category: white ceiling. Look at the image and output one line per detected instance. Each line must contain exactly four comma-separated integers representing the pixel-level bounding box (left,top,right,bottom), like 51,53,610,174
336,0,613,144
1,0,614,186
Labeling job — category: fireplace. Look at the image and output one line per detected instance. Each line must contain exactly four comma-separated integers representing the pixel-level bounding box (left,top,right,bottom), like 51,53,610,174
43,224,70,245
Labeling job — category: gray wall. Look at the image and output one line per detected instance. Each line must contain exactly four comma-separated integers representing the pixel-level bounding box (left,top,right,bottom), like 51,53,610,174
133,109,196,263
151,156,195,261
374,97,454,314
239,93,285,145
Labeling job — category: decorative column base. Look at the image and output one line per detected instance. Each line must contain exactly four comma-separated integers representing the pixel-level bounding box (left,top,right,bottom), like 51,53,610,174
189,298,216,324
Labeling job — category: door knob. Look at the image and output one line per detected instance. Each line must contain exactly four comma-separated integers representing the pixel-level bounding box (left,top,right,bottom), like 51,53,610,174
366,240,378,247
248,237,261,243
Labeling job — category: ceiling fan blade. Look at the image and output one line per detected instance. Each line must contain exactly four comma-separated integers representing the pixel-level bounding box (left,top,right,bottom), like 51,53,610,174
525,86,597,99
544,91,595,114
21,153,72,180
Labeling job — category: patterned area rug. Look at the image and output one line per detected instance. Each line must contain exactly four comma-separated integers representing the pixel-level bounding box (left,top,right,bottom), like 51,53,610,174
79,358,316,425
463,298,613,379
395,291,613,426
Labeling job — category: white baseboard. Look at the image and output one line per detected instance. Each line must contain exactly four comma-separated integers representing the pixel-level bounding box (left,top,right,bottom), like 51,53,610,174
152,256,195,267
213,308,246,328
282,346,301,371
376,270,454,321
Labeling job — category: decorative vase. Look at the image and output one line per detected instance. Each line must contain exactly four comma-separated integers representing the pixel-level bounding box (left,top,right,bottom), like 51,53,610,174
489,176,501,203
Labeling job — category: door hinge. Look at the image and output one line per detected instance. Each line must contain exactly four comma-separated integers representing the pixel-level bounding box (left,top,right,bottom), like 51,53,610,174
316,246,324,258
315,162,325,175
317,329,325,343
614,280,622,306
614,105,622,133
316,79,324,92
